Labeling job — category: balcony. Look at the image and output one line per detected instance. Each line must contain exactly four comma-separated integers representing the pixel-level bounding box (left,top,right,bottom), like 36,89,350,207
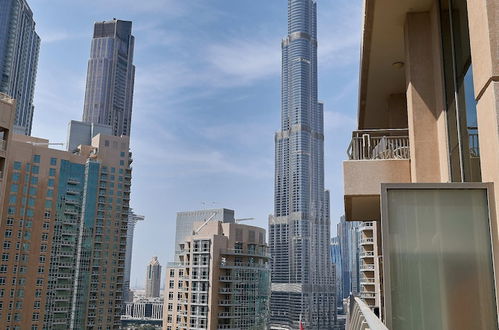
344,129,411,221
346,296,387,330
359,238,374,245
360,262,375,272
358,222,374,231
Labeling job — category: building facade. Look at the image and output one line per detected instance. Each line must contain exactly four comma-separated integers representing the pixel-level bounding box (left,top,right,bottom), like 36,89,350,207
336,217,360,301
0,93,15,212
344,0,499,328
0,0,40,135
82,19,135,137
163,220,271,330
145,257,161,298
269,0,335,328
0,132,132,329
330,237,342,308
122,297,163,329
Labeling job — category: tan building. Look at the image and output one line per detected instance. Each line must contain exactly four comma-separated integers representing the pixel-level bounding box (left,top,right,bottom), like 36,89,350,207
0,93,15,211
0,132,132,329
344,0,499,329
163,220,270,330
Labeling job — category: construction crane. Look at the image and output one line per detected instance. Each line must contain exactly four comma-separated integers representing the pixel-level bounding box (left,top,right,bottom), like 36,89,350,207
193,212,217,235
235,217,255,223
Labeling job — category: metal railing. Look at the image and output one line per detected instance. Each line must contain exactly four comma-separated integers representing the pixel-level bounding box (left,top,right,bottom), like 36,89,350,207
347,295,387,330
468,127,480,157
347,129,410,160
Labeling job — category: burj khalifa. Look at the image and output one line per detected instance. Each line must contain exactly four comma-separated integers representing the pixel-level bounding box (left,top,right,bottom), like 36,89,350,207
269,0,335,328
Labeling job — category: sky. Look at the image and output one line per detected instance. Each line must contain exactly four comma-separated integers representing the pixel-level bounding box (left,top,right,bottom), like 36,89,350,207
29,0,363,289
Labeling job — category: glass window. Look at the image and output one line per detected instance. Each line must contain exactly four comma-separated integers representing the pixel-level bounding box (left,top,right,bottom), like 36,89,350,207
49,168,56,177
13,162,21,170
50,158,57,166
31,177,38,185
33,155,40,163
440,0,481,182
383,186,497,329
31,166,39,174
48,179,54,187
10,184,18,193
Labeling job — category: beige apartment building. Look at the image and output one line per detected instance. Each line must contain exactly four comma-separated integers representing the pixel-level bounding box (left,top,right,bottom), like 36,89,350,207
344,0,498,329
163,220,270,330
0,126,132,329
0,94,15,211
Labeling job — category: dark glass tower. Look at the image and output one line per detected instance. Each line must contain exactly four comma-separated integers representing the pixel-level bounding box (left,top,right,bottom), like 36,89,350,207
269,0,335,328
82,19,135,137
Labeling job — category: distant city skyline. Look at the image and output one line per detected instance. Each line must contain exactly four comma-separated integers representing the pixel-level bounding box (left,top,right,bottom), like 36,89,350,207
27,0,363,289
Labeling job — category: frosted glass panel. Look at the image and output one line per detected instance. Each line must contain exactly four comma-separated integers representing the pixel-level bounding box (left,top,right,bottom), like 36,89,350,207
385,188,497,330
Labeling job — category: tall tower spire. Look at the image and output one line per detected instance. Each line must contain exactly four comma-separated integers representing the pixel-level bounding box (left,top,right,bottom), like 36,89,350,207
269,0,335,328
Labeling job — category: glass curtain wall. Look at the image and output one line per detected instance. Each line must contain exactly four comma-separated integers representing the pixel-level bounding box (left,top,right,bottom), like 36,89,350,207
440,0,481,182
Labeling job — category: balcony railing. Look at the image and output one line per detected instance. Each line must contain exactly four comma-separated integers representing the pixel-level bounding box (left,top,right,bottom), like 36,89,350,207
347,296,387,330
347,129,410,160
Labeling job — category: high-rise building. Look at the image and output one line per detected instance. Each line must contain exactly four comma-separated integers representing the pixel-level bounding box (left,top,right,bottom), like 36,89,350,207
0,0,40,135
82,19,135,137
163,219,271,330
145,257,161,298
124,210,144,302
343,0,499,328
0,132,132,329
337,216,360,300
269,0,335,328
330,237,342,307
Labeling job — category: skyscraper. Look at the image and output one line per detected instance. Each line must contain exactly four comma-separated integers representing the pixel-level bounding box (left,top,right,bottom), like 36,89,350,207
124,210,145,302
145,257,161,298
82,19,135,137
0,0,40,135
269,1,335,328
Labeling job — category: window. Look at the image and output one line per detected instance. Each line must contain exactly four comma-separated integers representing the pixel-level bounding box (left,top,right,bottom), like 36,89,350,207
36,279,43,286
31,177,38,185
50,158,57,166
0,278,5,285
10,184,18,193
12,173,20,183
13,162,21,170
1,254,8,262
49,168,56,177
46,190,53,198
0,266,6,273
33,155,40,163
33,301,40,309
48,179,54,187
31,166,39,174
3,242,10,250
44,201,52,209
6,218,13,226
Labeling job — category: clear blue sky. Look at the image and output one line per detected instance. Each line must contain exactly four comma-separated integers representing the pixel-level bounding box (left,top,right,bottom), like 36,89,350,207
29,0,362,289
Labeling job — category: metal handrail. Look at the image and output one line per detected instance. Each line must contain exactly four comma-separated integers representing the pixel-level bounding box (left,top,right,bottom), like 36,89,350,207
347,129,410,160
347,295,387,330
